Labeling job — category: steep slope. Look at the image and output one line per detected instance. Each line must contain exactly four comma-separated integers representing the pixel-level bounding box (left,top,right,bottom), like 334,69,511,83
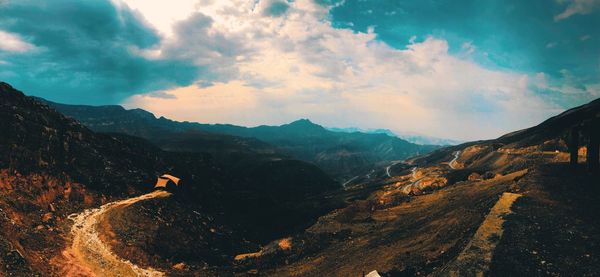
1,84,172,194
0,82,342,276
232,98,600,276
496,98,600,147
0,82,184,275
5,81,599,276
42,100,438,179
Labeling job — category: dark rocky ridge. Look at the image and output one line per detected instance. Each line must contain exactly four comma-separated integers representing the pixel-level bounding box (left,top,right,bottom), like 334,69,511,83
1,82,167,194
0,82,343,275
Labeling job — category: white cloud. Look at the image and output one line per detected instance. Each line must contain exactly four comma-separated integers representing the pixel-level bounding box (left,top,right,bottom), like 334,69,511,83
121,0,561,141
0,30,35,53
535,70,600,99
113,0,199,37
554,0,600,21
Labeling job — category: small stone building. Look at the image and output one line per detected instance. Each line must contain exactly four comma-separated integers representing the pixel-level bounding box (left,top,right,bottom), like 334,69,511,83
154,174,181,190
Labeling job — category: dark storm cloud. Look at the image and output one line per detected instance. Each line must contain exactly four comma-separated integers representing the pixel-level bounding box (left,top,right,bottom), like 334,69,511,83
0,0,200,104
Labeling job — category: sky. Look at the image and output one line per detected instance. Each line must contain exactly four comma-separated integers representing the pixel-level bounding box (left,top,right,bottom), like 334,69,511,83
0,0,599,140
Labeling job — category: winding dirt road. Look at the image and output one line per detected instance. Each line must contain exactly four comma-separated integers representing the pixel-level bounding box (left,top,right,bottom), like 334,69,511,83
385,161,401,177
449,151,461,169
62,190,171,277
397,167,420,195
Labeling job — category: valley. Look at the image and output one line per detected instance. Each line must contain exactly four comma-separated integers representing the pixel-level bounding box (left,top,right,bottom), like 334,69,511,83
1,82,600,276
40,98,439,181
1,0,598,276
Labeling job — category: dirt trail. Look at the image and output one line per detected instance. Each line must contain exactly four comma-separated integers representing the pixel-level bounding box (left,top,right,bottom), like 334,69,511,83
61,190,171,277
342,175,359,189
385,161,401,177
398,167,420,194
449,151,461,169
435,192,522,276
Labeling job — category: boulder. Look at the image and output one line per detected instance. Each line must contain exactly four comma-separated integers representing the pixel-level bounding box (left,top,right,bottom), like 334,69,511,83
468,173,481,181
172,262,186,270
41,212,53,224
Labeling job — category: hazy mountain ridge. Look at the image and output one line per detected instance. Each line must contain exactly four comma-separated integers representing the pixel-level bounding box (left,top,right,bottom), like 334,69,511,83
327,127,463,145
41,100,440,179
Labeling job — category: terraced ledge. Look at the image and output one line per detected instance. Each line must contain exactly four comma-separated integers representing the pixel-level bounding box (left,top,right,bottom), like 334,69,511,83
435,192,522,277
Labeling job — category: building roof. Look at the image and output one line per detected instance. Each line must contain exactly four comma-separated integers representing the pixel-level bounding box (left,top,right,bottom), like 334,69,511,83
154,174,181,189
160,174,181,185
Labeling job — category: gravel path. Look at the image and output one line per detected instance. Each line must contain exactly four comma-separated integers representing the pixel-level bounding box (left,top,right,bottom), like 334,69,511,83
62,190,171,277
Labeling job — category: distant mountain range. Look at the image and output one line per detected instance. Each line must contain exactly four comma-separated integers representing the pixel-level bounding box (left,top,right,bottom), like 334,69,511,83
40,99,440,179
327,127,463,146
4,81,600,276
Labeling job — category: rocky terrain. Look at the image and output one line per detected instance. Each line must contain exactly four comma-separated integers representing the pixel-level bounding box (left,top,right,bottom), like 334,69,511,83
0,82,341,276
226,97,600,276
1,81,600,276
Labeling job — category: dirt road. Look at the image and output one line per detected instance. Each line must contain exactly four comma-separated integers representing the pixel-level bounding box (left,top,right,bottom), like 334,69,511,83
449,151,461,169
61,190,171,277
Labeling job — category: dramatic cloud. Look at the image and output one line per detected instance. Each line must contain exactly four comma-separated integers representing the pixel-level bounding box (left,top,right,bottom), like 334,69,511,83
123,0,566,140
2,0,599,140
0,0,199,104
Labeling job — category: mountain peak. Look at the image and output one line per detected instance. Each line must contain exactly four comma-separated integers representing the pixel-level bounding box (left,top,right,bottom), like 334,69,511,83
129,108,156,120
289,118,316,125
0,81,22,96
275,118,327,135
284,118,325,130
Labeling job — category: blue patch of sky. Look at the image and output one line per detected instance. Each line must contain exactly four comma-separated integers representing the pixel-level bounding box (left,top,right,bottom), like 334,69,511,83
325,0,600,84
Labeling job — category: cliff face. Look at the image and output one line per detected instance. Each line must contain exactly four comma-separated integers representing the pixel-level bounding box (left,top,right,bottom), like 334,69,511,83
0,82,173,194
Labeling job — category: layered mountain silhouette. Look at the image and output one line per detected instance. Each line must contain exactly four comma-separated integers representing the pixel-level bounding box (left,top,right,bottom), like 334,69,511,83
2,81,600,276
40,99,438,179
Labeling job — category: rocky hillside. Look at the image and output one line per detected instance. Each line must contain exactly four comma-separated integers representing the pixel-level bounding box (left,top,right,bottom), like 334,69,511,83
1,84,172,194
0,82,184,275
228,97,600,276
0,82,342,276
42,99,439,179
5,80,598,276
496,97,600,147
